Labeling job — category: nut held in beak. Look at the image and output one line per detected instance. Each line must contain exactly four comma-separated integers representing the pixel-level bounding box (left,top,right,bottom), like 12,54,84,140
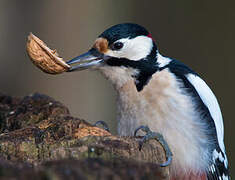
26,33,70,74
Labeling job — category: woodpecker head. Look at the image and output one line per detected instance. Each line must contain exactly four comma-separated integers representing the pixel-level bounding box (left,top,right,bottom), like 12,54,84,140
67,23,159,91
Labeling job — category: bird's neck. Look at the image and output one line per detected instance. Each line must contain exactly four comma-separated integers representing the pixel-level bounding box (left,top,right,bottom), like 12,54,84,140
99,50,159,91
98,52,172,92
98,65,137,90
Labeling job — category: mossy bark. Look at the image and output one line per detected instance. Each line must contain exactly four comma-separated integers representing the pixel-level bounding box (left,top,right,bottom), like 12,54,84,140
0,93,170,180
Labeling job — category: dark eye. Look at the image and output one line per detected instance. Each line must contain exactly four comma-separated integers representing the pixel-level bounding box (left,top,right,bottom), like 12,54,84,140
112,42,124,50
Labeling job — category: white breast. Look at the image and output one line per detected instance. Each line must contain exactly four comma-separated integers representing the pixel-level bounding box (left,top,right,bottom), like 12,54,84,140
115,69,212,176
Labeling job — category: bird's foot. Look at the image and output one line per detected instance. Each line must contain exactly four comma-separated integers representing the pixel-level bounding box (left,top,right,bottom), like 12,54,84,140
93,121,110,132
134,125,173,167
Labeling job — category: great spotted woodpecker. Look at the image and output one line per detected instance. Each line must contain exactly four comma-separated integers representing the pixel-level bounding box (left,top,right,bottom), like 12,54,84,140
66,23,230,180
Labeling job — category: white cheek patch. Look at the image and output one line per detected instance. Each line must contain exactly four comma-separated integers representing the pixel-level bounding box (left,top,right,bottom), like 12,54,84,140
105,36,153,60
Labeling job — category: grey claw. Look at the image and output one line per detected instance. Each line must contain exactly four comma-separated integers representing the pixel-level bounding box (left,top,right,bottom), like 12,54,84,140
159,156,172,167
94,121,110,132
134,125,173,167
134,125,149,137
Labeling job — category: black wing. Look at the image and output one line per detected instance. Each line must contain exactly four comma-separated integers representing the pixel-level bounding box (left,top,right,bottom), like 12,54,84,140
164,59,230,180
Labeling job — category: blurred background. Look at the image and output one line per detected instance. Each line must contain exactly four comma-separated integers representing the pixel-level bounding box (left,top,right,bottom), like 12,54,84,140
0,0,234,176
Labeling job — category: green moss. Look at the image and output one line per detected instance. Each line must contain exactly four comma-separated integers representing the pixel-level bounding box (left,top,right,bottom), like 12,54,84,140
19,140,38,162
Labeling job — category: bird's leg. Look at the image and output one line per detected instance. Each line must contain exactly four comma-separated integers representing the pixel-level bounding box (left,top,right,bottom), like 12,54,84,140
134,125,173,167
93,121,110,132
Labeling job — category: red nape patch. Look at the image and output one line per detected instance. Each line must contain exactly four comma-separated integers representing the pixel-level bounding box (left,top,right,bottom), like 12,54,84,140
147,33,155,42
147,33,153,39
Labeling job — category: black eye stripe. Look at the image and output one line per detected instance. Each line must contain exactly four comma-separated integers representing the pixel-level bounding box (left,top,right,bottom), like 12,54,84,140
111,42,124,50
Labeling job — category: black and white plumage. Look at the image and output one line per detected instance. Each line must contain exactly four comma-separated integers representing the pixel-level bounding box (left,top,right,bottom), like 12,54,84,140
67,23,230,180
160,57,230,180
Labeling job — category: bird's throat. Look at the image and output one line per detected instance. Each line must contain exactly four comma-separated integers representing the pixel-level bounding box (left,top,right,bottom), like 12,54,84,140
104,58,159,91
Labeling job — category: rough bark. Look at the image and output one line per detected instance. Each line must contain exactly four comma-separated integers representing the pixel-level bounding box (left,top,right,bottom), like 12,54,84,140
0,93,170,180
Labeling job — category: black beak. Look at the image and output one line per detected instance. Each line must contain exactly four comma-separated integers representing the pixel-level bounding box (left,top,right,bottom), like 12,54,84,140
66,49,108,72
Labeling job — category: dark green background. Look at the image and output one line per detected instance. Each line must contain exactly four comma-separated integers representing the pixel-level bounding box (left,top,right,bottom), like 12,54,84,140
0,0,234,177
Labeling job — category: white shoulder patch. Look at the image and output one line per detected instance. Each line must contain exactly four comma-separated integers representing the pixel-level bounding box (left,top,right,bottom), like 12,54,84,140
186,73,225,153
157,53,172,68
